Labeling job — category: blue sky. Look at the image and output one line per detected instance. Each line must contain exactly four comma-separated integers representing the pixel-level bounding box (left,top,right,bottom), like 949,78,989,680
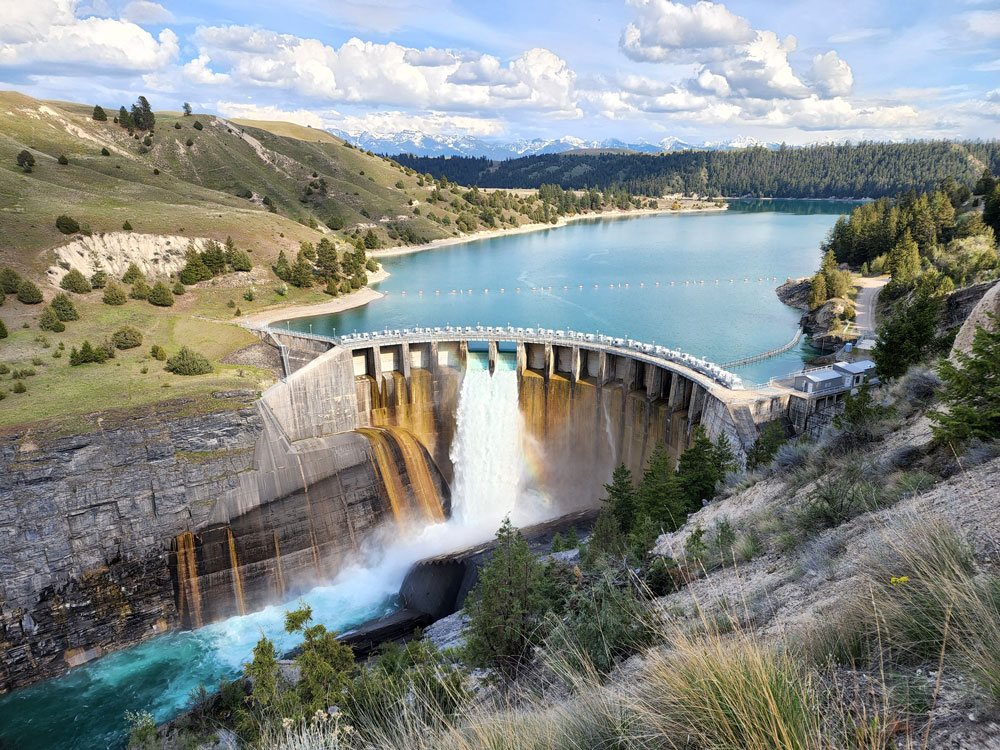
1,0,998,144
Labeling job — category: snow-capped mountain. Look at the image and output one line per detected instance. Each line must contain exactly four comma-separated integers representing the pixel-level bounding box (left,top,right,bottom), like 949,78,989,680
329,130,782,158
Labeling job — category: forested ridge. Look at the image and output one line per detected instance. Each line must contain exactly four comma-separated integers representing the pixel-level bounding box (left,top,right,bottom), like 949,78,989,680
394,141,1000,198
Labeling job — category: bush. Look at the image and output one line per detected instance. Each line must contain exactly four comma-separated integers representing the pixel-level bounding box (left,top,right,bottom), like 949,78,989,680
16,280,43,304
150,344,167,361
111,325,143,349
102,281,127,305
57,154,68,165
90,270,107,288
122,220,133,231
50,292,79,321
16,150,35,172
12,380,26,394
60,268,92,294
172,280,185,295
101,147,110,156
165,346,213,375
192,120,203,130
38,306,65,332
121,263,144,284
796,465,891,533
147,281,174,306
0,319,7,339
129,278,151,300
0,267,22,294
55,215,81,234
69,340,109,365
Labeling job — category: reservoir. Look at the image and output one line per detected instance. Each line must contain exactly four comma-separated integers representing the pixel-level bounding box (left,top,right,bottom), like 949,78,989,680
280,199,860,383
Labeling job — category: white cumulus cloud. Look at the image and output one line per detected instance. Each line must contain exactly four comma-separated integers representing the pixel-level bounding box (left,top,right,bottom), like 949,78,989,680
810,51,853,97
121,1,174,24
620,0,754,61
183,55,230,85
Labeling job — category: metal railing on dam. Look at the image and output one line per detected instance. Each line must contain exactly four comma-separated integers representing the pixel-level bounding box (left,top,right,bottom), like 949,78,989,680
719,327,804,369
249,323,745,391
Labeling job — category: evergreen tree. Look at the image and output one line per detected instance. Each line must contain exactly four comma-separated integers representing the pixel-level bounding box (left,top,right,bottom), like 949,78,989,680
677,427,723,510
90,270,107,288
931,313,1000,446
0,319,6,339
129,278,151,300
165,346,213,375
55,215,80,234
122,263,144,284
974,169,996,197
16,150,35,173
315,238,339,279
38,305,65,332
273,250,291,281
363,228,380,249
601,463,637,533
182,102,192,116
228,250,252,272
173,280,186,295
872,289,943,379
50,293,79,321
201,241,226,276
290,251,314,288
636,444,686,532
984,184,1000,239
60,269,91,294
92,105,107,121
461,517,543,676
282,604,356,716
746,421,786,470
712,432,737,477
886,231,921,286
102,281,127,305
807,272,827,309
324,278,339,296
0,268,23,294
179,252,211,284
16,280,42,304
147,281,174,306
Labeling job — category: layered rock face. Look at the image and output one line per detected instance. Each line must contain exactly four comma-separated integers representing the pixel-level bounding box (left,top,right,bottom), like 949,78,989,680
0,397,263,693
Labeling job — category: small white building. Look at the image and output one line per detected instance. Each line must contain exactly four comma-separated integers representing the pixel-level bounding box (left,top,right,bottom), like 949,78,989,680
833,359,877,389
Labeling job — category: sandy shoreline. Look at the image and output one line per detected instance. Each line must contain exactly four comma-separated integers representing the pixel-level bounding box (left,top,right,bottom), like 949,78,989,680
245,202,724,326
371,202,727,259
243,268,390,326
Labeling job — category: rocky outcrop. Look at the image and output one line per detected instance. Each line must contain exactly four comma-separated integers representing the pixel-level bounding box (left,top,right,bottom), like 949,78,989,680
45,232,210,287
950,280,1000,356
0,396,263,693
775,277,810,311
775,278,854,346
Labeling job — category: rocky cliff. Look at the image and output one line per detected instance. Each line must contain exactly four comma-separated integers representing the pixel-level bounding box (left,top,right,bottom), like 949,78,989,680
0,395,263,693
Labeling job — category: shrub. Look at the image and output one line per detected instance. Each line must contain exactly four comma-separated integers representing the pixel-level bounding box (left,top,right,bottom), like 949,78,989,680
931,313,1000,446
69,340,108,366
185,138,193,147
11,368,35,378
243,287,256,302
129,278,151,300
102,281,127,305
55,215,80,234
796,466,890,533
16,280,43,304
50,293,78,321
38,306,65,332
165,346,212,375
192,120,203,130
16,150,35,172
12,380,26,394
101,147,110,156
0,319,6,339
60,268,92,294
0,267,22,294
121,263,144,284
111,325,143,349
0,364,8,374
147,281,174,306
122,220,133,231
90,270,107,288
150,344,167,361
172,280,185,295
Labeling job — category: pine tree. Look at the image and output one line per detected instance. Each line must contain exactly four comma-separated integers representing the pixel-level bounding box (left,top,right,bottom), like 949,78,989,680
60,269,91,294
636,444,686,532
16,280,42,304
50,293,79,321
173,280,186,295
0,319,7,339
363,228,380,249
984,184,1000,239
38,305,65,332
165,346,213,375
931,313,1000,446
887,230,921,286
90,270,107,288
92,105,107,121
0,267,23,294
712,432,737,476
273,250,291,281
201,241,226,276
677,427,723,511
807,272,827,309
122,263,144,284
872,290,942,379
290,252,314,288
16,150,35,173
147,281,174,306
229,250,252,272
746,421,786,470
129,278,151,300
102,282,128,305
179,252,211,284
461,517,543,676
316,238,339,279
601,463,637,533
182,102,192,116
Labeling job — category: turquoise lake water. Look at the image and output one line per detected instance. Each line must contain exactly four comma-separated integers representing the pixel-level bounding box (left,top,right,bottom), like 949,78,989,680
278,199,858,383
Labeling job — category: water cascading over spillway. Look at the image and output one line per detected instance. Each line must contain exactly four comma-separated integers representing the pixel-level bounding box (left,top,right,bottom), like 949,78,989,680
449,352,526,526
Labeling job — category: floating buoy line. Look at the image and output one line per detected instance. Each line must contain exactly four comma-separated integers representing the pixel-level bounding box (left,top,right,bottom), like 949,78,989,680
383,277,782,297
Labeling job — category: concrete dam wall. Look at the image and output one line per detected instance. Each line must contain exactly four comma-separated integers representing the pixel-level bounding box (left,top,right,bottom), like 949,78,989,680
1,331,778,693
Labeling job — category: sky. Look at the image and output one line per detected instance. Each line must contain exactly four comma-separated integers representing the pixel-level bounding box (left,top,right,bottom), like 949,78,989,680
0,0,998,145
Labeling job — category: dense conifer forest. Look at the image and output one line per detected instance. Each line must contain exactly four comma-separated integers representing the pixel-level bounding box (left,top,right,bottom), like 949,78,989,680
394,141,1000,198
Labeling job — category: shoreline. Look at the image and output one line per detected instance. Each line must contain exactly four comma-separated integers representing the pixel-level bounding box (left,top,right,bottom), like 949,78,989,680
371,202,727,259
244,202,725,326
242,268,390,326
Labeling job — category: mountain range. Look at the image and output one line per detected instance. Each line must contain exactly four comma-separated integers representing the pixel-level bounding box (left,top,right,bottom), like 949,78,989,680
328,130,784,159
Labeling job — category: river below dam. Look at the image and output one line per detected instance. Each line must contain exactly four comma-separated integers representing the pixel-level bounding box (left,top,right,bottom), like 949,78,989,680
0,199,858,749
280,199,861,383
